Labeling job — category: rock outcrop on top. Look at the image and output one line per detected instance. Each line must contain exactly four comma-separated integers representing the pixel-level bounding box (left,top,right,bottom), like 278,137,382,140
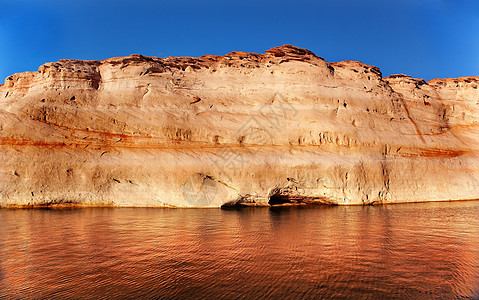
1,45,478,207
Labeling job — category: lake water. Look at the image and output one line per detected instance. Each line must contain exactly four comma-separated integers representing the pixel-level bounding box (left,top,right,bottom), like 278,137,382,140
1,201,478,299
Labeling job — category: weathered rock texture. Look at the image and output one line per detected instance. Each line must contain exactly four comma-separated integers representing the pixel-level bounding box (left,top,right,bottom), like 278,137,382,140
1,45,478,207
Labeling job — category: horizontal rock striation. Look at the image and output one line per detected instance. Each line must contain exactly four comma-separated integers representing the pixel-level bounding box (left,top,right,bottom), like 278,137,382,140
1,45,478,207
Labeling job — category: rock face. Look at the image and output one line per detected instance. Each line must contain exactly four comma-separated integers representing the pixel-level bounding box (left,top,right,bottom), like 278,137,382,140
1,45,478,207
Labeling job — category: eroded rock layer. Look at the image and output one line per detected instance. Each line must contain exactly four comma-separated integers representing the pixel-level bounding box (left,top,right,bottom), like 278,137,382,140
1,45,478,207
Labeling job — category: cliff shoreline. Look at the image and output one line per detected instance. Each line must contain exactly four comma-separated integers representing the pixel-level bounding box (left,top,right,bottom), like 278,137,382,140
1,45,478,207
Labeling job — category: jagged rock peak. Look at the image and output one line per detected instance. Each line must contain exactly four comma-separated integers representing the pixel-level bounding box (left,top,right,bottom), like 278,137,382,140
265,44,320,58
385,74,427,86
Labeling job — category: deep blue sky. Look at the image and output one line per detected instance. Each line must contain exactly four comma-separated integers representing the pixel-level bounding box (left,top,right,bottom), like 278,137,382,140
1,0,478,82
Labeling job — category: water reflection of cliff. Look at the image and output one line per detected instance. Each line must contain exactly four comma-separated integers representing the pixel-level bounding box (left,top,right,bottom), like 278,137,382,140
0,202,478,298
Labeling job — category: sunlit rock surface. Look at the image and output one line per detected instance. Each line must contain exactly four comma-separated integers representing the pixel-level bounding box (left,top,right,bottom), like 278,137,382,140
1,45,478,207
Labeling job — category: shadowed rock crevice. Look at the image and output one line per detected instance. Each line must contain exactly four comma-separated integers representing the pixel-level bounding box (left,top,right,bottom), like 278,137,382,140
268,193,293,205
268,189,336,206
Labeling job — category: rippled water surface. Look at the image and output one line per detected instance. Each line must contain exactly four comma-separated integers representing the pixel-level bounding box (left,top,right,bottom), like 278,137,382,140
1,202,479,299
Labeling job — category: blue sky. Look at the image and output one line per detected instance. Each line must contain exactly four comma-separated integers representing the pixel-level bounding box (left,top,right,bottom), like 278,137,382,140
0,0,478,81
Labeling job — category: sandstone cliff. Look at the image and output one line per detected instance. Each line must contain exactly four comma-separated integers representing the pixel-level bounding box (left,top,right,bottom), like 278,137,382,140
1,45,478,207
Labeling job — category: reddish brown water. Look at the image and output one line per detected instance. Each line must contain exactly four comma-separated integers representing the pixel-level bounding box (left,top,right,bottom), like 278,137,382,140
1,202,478,299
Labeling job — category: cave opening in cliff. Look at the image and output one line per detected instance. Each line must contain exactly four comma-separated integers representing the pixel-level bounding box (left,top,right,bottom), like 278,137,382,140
268,193,293,206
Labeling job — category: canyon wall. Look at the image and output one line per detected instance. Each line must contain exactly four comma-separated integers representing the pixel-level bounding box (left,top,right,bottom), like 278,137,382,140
1,45,478,207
